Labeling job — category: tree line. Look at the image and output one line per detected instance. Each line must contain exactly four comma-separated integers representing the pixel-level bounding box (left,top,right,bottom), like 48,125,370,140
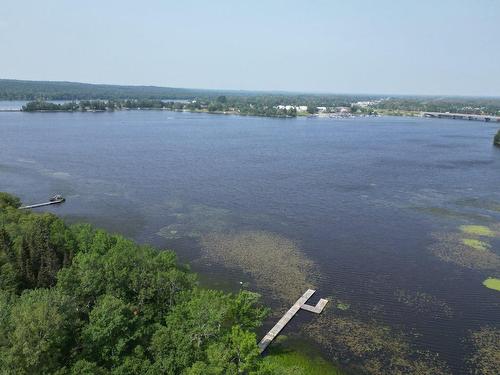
0,192,315,374
21,99,300,118
5,79,500,117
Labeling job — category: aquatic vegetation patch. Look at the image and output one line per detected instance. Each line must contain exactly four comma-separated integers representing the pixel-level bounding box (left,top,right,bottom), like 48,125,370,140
429,233,500,270
304,312,450,375
462,238,491,252
412,206,493,223
394,289,453,318
469,327,500,375
335,302,350,311
455,198,500,213
459,225,496,237
262,337,344,374
482,278,500,292
200,231,316,304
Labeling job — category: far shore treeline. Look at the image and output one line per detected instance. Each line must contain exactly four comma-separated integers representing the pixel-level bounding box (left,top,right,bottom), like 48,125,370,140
3,78,500,117
0,192,342,374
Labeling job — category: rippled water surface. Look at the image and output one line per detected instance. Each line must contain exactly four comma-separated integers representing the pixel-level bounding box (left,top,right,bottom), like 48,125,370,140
1,110,499,373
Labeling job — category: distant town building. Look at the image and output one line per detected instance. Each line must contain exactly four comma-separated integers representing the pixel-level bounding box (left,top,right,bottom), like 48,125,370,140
276,105,308,112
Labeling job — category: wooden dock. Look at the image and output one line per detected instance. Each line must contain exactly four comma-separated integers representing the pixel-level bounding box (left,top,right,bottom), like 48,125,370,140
19,200,65,209
258,289,328,353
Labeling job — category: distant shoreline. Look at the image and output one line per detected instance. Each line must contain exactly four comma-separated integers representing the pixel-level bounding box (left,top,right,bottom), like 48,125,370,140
0,107,491,122
2,102,499,123
0,106,384,119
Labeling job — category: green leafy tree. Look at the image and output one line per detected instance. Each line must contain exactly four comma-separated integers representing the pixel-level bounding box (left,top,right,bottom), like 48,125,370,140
307,106,318,114
17,214,70,289
0,193,280,374
217,95,227,103
230,291,269,330
57,235,195,319
0,228,18,293
82,295,140,367
0,193,21,209
4,289,78,374
70,360,108,375
0,291,16,367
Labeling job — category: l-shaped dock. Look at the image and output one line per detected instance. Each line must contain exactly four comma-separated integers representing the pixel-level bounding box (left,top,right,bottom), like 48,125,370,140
258,289,328,353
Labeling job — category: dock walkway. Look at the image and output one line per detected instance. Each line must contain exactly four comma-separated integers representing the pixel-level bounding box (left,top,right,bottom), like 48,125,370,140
19,200,64,209
258,289,328,353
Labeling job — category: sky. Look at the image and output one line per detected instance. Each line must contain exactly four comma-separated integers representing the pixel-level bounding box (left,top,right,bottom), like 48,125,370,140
1,0,499,96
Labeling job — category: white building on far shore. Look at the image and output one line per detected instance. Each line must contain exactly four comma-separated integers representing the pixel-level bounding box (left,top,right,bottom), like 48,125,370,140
276,105,308,112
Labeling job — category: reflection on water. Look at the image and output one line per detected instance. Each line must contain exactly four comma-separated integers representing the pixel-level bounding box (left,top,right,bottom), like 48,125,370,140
1,110,499,373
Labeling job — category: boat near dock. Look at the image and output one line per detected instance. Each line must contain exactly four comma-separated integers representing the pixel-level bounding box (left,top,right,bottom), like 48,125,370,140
19,194,65,209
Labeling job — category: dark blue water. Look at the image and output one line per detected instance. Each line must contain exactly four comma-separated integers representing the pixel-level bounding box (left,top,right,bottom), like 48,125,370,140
1,110,499,373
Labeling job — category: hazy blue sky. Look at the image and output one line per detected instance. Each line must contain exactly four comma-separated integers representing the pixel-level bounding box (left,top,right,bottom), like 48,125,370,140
1,0,499,96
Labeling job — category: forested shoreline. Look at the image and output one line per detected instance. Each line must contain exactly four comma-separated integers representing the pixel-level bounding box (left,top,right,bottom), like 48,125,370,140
0,192,341,374
21,99,299,118
3,79,500,117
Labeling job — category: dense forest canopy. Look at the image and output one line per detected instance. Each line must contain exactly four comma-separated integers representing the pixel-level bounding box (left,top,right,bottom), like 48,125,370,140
0,79,210,101
0,192,337,374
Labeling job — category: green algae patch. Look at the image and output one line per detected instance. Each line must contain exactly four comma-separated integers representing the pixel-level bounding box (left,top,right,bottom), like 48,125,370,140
263,340,344,375
335,302,350,311
200,231,316,304
413,206,493,223
469,327,500,375
462,238,491,251
482,278,500,292
459,225,495,237
430,233,500,270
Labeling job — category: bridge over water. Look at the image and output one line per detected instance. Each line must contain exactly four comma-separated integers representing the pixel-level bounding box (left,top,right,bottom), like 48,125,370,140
423,112,500,122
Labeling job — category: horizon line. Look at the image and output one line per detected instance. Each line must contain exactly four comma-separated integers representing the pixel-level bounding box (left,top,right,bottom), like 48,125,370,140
1,77,499,100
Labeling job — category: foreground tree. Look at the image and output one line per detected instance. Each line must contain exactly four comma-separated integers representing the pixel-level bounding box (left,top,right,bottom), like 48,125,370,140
0,193,275,374
0,193,20,209
2,289,78,374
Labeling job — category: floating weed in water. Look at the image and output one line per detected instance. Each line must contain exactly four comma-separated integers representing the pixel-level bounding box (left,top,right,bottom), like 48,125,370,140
469,327,500,375
200,230,316,304
429,233,500,270
455,198,500,213
482,278,500,292
335,302,350,311
462,238,491,252
412,206,494,223
394,289,454,318
304,311,450,375
459,225,496,237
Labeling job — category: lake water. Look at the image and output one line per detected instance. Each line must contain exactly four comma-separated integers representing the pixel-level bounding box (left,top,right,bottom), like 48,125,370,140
1,110,499,373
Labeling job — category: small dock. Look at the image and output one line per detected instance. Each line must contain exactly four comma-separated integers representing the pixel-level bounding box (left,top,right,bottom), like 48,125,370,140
258,289,328,353
19,199,65,210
